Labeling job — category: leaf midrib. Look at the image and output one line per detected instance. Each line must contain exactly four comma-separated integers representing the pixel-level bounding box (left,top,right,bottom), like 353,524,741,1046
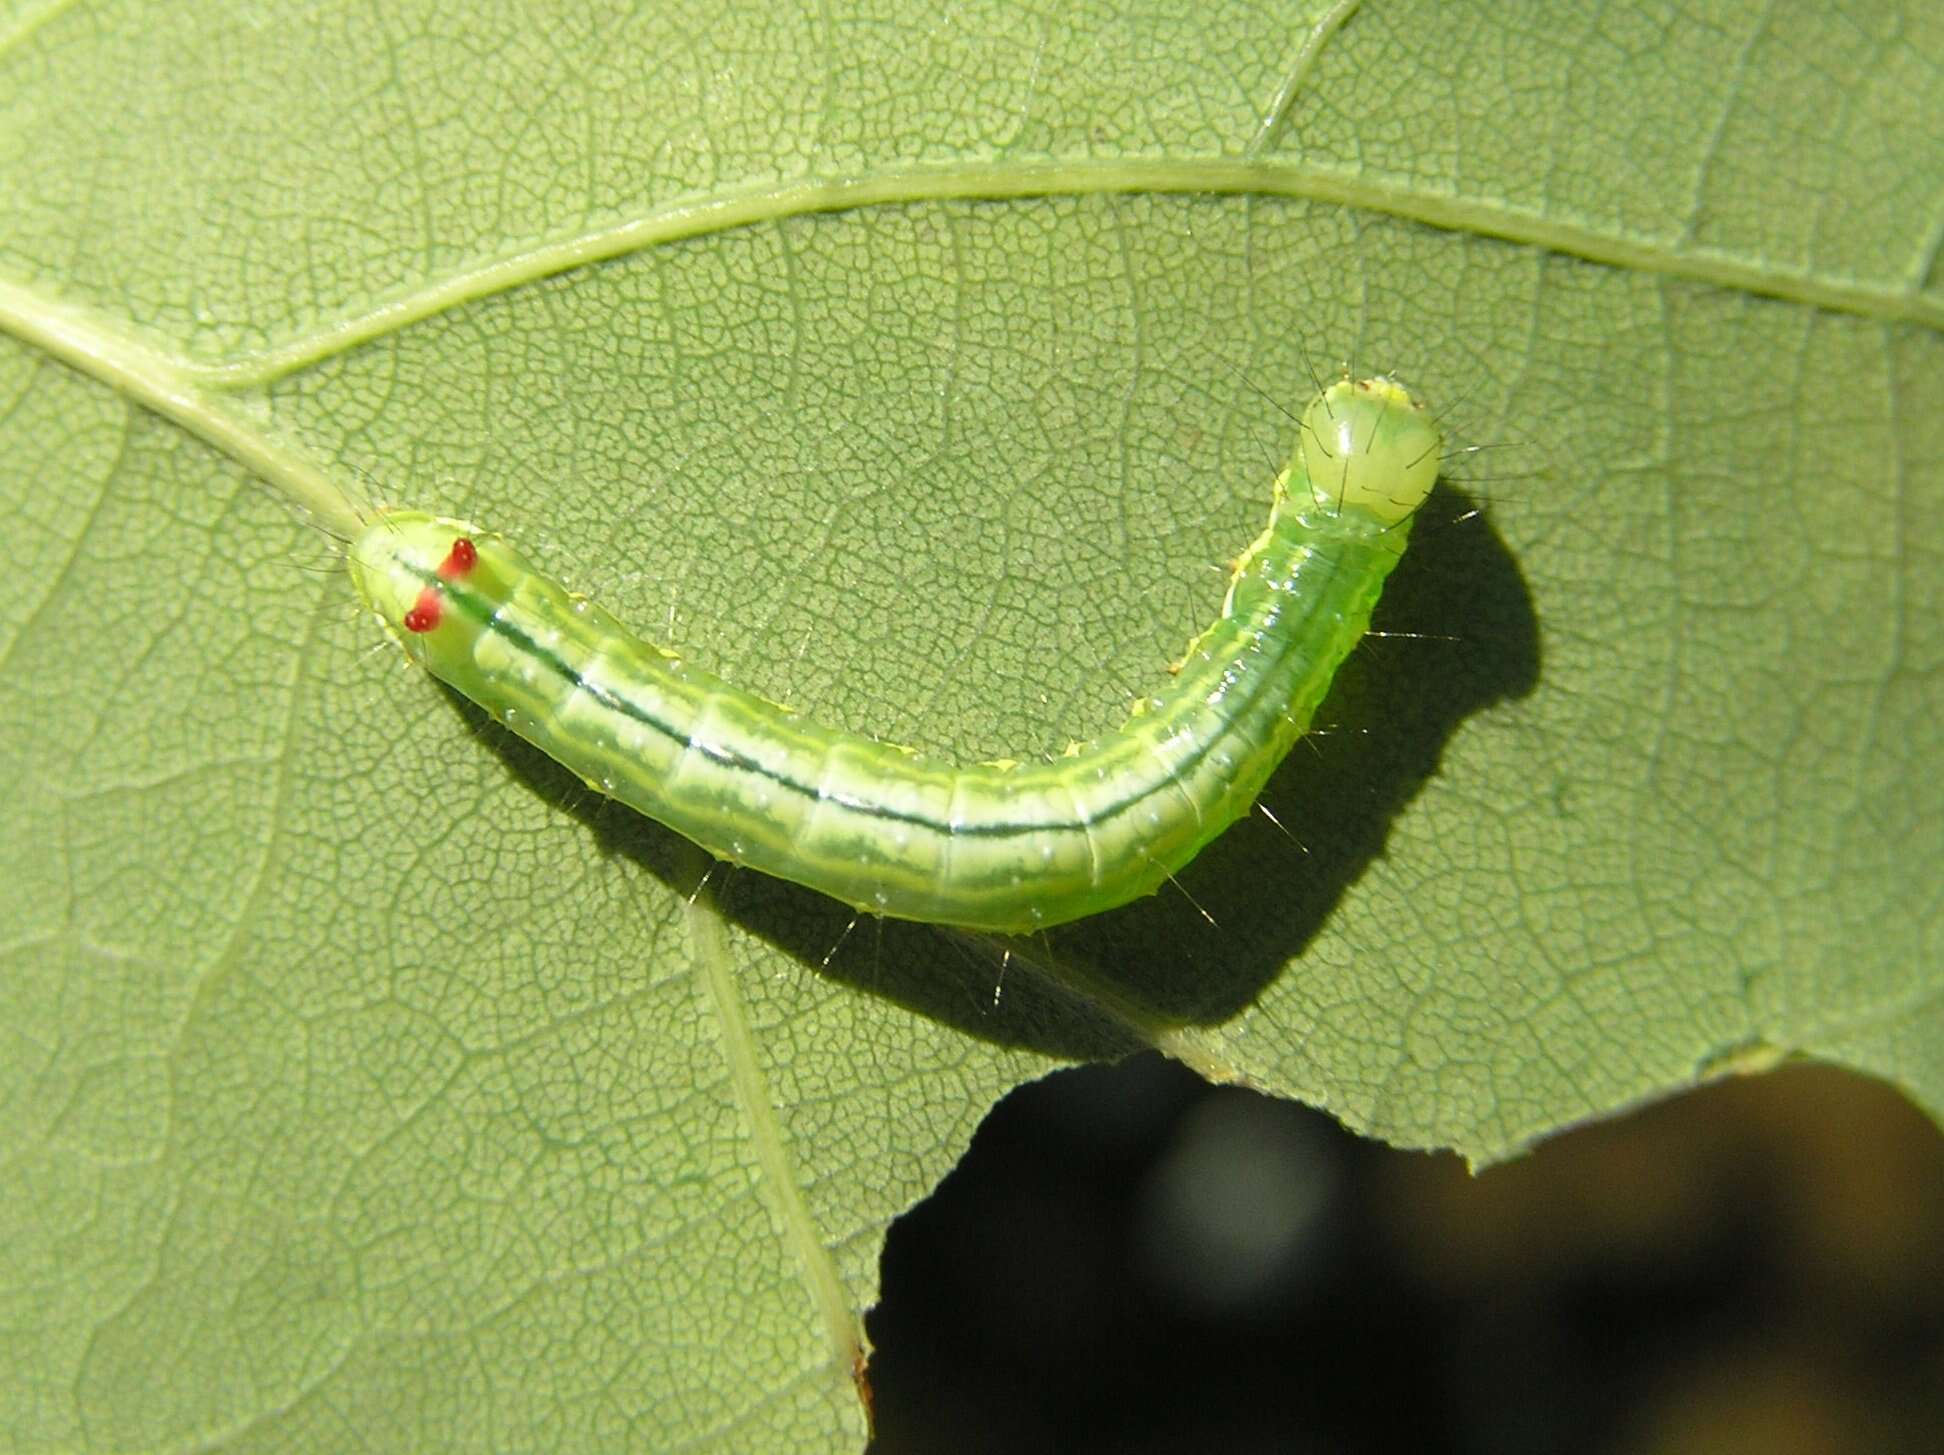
9,156,1939,397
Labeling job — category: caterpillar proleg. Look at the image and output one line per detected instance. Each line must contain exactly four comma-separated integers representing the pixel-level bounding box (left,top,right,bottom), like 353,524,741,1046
349,376,1441,931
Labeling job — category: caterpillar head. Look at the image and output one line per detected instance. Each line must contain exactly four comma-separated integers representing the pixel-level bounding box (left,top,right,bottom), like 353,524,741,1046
348,510,483,643
1299,376,1443,525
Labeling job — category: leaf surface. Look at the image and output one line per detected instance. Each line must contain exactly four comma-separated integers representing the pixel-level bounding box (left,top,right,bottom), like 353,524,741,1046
1,1,1939,1448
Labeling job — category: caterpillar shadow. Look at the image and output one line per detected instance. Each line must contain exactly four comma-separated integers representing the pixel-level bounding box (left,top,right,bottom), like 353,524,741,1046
458,481,1537,1060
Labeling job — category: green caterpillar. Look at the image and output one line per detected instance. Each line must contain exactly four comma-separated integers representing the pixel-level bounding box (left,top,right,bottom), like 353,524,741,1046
349,376,1441,932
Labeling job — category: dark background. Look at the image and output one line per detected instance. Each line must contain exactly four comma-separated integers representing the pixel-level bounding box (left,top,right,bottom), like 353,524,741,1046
866,1061,1944,1454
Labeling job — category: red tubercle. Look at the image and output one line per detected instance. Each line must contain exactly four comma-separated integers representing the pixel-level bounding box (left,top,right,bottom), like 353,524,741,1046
402,587,443,633
404,537,473,632
437,537,478,580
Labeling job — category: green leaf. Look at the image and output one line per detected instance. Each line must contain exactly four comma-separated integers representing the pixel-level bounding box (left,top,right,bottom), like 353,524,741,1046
2,0,1938,1448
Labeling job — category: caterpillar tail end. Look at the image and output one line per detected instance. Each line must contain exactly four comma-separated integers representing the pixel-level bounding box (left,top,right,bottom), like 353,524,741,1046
1300,377,1443,524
